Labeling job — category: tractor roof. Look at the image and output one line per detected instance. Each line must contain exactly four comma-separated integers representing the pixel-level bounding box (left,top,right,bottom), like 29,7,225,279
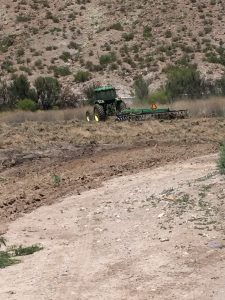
94,85,115,92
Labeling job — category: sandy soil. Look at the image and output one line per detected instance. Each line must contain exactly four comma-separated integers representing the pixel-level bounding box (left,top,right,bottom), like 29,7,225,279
0,117,224,229
0,154,225,299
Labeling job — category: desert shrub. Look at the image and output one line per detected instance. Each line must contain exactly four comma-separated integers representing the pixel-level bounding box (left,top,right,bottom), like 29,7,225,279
9,74,36,101
99,53,116,65
58,86,80,108
1,59,16,73
122,32,134,41
218,144,225,174
109,22,124,31
166,66,203,100
150,89,169,104
0,35,14,53
53,66,71,77
16,99,38,111
133,76,149,101
16,14,31,22
34,76,61,109
74,70,91,83
59,51,72,62
0,80,13,109
143,26,152,39
83,82,101,105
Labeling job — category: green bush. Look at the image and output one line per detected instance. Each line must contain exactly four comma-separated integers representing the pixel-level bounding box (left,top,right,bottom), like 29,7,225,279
150,89,169,104
53,66,71,77
122,32,134,41
133,76,149,101
16,99,38,111
0,35,14,53
219,144,225,174
9,74,36,101
99,53,116,65
166,66,203,100
143,26,152,39
74,70,91,83
83,82,101,105
109,22,124,31
34,76,61,110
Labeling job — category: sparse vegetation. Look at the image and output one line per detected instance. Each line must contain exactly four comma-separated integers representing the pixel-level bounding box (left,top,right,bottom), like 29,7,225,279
0,238,43,269
133,76,149,101
74,70,91,83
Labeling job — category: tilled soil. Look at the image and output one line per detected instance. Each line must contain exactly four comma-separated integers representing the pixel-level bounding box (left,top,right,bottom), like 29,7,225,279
0,117,224,231
1,154,225,299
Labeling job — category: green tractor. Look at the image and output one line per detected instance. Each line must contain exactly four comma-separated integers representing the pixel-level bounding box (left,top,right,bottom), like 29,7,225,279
86,85,126,122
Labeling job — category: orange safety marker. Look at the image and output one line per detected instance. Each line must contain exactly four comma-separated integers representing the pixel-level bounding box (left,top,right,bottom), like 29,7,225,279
151,103,158,110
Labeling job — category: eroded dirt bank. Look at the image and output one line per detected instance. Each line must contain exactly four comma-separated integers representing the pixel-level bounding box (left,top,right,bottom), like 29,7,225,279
1,154,225,300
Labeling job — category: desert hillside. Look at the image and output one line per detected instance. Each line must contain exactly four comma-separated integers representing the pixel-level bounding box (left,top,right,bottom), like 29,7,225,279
1,0,225,92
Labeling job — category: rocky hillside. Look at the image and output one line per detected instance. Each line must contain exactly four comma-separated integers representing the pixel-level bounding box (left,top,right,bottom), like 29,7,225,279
0,0,225,93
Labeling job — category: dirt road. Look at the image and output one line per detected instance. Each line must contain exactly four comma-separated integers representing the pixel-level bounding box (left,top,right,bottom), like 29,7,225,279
1,154,225,299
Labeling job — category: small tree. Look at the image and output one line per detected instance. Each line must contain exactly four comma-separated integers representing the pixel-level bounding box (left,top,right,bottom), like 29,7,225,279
34,76,61,109
0,80,12,109
133,76,149,101
166,66,203,100
9,74,31,101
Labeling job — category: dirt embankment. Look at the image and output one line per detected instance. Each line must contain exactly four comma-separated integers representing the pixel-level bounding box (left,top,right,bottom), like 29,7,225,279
0,117,224,229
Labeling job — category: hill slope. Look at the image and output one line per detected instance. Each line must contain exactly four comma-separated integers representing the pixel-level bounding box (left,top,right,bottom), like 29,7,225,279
1,0,225,92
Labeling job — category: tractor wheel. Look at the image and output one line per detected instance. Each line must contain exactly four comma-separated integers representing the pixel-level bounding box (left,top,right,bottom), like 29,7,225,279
86,111,93,122
94,104,106,122
117,101,126,112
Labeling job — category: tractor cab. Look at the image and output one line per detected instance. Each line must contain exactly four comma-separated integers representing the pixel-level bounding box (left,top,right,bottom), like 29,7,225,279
94,86,117,103
86,85,126,122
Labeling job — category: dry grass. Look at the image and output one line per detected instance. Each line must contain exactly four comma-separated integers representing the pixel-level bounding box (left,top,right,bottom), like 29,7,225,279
1,98,225,124
170,97,225,117
132,97,225,117
0,107,90,123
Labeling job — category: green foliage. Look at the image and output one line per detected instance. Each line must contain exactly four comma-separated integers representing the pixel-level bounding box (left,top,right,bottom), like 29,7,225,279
150,89,169,104
13,245,43,256
74,70,91,83
219,144,225,174
0,243,43,269
143,26,152,39
166,66,203,99
16,14,31,22
99,53,116,65
52,174,61,187
0,35,14,53
133,76,149,101
83,82,101,105
9,74,35,101
109,22,124,31
53,66,71,77
59,51,72,62
16,99,38,111
34,76,61,109
122,32,134,41
0,251,19,269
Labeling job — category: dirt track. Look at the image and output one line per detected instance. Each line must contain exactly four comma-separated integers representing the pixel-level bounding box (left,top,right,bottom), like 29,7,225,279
1,154,225,299
0,117,224,230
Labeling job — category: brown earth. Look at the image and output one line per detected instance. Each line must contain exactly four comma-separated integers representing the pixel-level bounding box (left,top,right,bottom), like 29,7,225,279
1,153,225,299
0,117,224,232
